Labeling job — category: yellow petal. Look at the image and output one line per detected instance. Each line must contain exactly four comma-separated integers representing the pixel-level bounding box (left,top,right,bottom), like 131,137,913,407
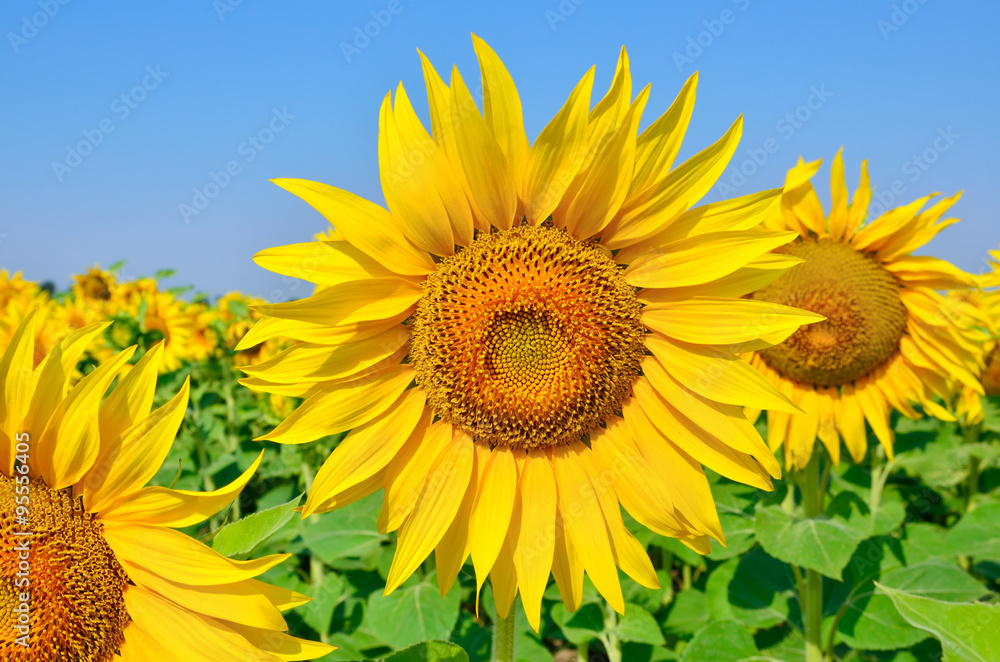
302,388,427,517
472,34,531,220
559,86,649,240
469,444,517,598
385,427,474,594
590,416,687,538
642,296,824,349
379,418,452,532
512,449,556,631
101,452,263,527
632,378,773,490
379,88,460,255
845,160,871,238
271,179,434,276
256,278,421,327
577,446,658,593
628,71,698,199
549,442,624,613
645,334,800,414
36,347,134,490
123,585,282,662
622,399,724,542
450,65,518,231
522,67,594,224
228,623,336,661
97,341,163,449
826,148,849,239
240,329,409,384
104,521,290,585
236,313,408,351
550,510,584,612
637,253,803,302
24,321,108,443
854,376,894,457
625,230,798,288
253,241,399,286
258,366,413,444
617,187,781,264
125,561,289,630
84,376,189,510
641,356,780,478
0,311,37,475
435,435,478,596
604,116,742,250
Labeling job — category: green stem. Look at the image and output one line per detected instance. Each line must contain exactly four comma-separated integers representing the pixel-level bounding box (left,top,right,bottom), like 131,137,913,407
800,452,825,662
869,446,889,528
963,422,982,512
600,603,622,662
576,640,588,662
491,605,516,662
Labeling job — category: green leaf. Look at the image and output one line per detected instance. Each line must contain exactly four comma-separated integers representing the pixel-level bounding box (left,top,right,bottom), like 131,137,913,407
211,495,301,560
299,572,344,636
551,602,604,645
946,502,1000,561
661,588,709,636
301,491,388,567
837,555,987,651
369,640,470,662
680,621,759,662
154,268,176,280
360,575,461,651
877,582,1000,661
227,298,251,318
108,259,126,273
615,604,665,645
753,501,868,579
706,548,795,629
707,481,762,560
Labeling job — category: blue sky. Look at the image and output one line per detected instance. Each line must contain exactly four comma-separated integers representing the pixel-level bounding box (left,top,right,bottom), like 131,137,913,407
2,0,998,300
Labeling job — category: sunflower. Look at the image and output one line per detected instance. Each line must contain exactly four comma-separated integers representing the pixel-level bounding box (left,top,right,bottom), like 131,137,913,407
109,279,199,373
220,292,283,367
243,37,823,629
745,152,983,469
72,265,118,306
0,312,333,661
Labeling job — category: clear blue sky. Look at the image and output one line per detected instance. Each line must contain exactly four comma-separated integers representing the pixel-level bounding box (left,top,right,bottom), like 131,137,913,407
2,0,998,300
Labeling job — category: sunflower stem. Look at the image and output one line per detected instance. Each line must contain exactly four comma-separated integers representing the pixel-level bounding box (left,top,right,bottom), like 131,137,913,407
963,422,982,512
600,603,622,662
800,451,825,662
491,605,516,662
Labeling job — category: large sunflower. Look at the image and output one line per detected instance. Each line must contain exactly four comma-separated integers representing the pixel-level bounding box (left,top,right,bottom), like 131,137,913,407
243,37,823,629
746,152,984,469
0,312,332,661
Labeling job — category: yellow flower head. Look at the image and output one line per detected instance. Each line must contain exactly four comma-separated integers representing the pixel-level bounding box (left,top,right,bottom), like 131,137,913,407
72,265,117,304
244,37,822,629
0,312,332,660
109,279,199,373
747,151,983,468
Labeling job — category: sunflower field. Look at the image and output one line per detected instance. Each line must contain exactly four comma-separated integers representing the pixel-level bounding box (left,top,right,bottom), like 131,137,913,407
3,38,1000,662
3,245,1000,662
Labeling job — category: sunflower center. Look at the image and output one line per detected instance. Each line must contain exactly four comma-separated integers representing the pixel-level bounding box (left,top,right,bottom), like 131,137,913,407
410,225,644,449
0,473,129,661
982,345,1000,397
752,237,907,387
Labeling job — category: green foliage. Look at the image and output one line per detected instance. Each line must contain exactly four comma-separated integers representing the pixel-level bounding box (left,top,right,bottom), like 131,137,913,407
152,349,1000,661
